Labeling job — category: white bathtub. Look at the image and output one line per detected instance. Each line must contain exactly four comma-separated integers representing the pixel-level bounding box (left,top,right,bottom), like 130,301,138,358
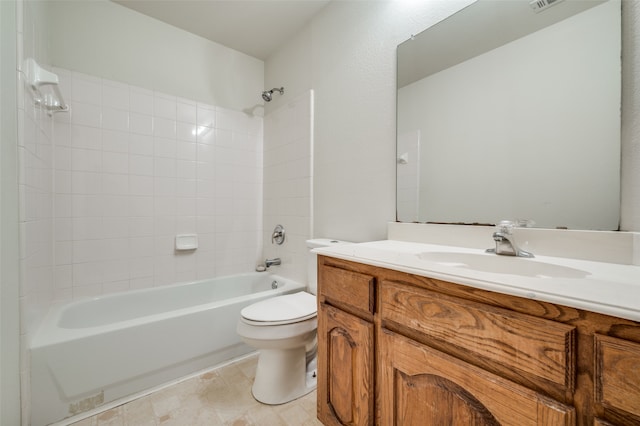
30,273,305,426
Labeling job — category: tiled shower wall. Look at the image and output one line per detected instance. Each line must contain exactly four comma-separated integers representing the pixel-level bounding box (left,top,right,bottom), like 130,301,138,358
17,0,55,421
262,90,313,284
51,69,264,301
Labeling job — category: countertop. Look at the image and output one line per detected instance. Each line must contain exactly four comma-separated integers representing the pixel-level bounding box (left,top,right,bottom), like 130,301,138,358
314,240,640,322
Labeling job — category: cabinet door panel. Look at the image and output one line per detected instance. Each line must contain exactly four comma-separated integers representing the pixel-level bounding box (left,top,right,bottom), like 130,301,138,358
595,334,640,419
318,303,374,426
379,328,575,426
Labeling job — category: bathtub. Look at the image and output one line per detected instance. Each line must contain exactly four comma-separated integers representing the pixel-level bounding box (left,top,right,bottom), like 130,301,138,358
30,273,305,426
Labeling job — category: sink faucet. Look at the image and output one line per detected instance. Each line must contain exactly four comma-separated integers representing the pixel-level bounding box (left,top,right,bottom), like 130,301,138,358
486,220,534,258
265,258,281,268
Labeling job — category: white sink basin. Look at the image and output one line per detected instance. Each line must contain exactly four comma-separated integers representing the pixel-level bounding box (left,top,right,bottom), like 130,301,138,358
417,251,590,279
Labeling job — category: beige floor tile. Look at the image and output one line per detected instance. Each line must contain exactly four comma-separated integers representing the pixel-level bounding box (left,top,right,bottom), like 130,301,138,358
73,356,322,426
96,407,124,426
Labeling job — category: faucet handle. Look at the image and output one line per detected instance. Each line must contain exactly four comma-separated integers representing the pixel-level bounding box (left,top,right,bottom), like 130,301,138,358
497,220,515,234
515,219,536,228
271,224,285,245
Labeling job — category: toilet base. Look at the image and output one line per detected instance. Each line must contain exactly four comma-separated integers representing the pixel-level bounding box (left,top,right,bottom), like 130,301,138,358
251,347,317,405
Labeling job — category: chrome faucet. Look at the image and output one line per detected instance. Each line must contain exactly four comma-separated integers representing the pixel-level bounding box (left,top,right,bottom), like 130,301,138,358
265,258,281,268
486,220,534,258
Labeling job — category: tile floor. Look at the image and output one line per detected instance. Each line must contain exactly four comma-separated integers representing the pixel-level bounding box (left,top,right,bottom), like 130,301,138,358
70,355,323,426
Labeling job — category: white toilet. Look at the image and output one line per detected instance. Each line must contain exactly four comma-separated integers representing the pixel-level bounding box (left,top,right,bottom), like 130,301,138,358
237,238,349,405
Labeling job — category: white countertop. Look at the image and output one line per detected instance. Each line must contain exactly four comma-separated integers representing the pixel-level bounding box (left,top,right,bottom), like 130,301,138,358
314,240,640,322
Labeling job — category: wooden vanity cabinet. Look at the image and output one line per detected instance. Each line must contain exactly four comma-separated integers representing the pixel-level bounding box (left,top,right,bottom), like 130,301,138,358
317,260,375,425
316,255,640,426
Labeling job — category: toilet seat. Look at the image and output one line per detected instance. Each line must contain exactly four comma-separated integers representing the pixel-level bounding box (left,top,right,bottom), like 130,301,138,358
241,292,317,326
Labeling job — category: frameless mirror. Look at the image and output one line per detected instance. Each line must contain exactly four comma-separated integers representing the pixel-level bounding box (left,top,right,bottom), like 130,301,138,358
396,0,621,230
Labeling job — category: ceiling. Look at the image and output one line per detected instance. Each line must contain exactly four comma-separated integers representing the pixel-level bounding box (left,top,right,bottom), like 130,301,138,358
113,0,331,61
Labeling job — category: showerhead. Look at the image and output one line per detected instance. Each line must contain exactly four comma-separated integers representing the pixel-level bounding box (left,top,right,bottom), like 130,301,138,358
261,87,284,102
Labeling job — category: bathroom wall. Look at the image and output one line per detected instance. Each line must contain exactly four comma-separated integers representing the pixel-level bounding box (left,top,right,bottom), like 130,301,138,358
16,0,56,422
265,0,475,242
46,0,264,112
262,90,313,284
1,0,21,423
51,69,263,300
266,0,640,238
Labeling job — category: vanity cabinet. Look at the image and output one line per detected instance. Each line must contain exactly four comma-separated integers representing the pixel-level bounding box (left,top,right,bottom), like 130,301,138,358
317,263,375,425
316,255,640,426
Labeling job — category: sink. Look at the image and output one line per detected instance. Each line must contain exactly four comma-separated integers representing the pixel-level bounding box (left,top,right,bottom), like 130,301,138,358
416,252,590,279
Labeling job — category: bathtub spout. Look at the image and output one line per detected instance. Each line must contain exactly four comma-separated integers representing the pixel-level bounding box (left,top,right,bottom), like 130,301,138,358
265,258,281,268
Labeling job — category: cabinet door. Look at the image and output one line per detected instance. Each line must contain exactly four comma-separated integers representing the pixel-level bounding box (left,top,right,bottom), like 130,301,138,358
594,334,640,423
379,328,575,426
318,303,374,426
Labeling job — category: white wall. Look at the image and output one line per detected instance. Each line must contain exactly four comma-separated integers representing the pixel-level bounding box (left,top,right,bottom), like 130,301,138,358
46,0,264,113
1,0,22,423
267,0,640,237
17,0,56,423
265,0,475,242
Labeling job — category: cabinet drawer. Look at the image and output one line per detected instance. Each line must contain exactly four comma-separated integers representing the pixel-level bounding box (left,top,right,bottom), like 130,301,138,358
319,265,375,317
595,334,640,418
380,280,576,390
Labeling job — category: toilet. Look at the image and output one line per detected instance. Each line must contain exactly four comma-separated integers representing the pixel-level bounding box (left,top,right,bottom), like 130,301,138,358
237,238,350,405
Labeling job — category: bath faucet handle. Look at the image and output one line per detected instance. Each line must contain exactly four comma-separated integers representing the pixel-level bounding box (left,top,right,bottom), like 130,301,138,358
271,224,285,245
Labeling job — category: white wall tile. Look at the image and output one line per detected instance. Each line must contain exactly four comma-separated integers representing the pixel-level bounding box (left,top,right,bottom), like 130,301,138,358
129,196,154,217
177,101,197,124
129,134,154,156
71,124,101,150
71,102,101,127
154,137,176,159
129,155,154,176
154,117,176,138
130,89,153,115
71,171,101,194
48,68,263,303
154,95,176,119
71,148,101,172
177,160,196,179
71,76,101,105
102,107,129,132
154,177,176,196
129,217,154,237
176,141,196,161
102,130,129,153
176,122,196,143
129,113,153,136
129,175,154,196
102,81,129,110
196,104,216,128
177,179,197,197
102,152,129,175
103,171,130,195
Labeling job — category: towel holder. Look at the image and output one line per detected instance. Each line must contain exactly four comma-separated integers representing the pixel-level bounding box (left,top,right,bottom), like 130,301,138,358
24,58,69,115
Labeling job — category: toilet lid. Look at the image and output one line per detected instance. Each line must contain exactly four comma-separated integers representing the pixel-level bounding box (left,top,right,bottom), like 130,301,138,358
241,292,317,324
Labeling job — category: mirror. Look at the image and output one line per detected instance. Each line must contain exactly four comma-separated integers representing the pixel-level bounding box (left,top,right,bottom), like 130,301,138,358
396,0,621,230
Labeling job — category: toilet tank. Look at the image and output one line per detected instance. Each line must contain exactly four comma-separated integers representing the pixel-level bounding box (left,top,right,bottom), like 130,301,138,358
306,239,352,295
